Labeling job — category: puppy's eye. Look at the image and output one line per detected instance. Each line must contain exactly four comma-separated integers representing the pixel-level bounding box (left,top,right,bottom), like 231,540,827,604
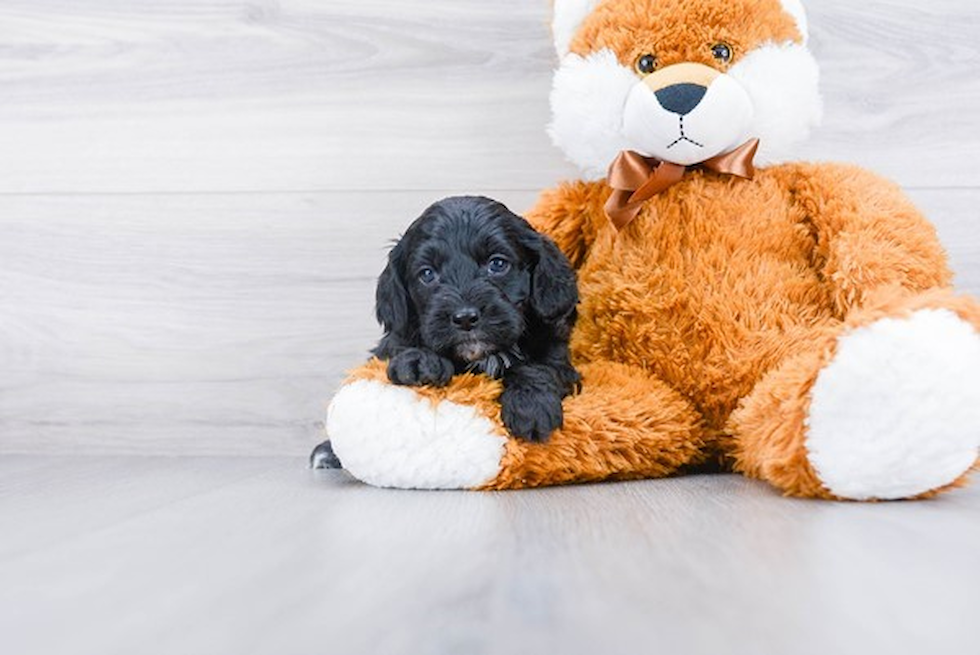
417,267,439,285
711,43,734,64
635,53,657,75
486,256,511,276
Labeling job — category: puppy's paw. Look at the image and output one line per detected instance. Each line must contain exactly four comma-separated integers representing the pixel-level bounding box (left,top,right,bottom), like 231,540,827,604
500,388,563,443
558,364,583,395
387,348,455,387
310,440,343,469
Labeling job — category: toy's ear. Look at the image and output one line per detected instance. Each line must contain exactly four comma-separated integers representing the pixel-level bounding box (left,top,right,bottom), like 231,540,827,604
779,0,810,44
552,0,602,56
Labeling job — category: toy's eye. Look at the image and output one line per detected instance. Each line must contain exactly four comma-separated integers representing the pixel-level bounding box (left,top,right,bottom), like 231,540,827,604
417,267,439,285
711,43,734,64
635,53,658,75
487,256,511,276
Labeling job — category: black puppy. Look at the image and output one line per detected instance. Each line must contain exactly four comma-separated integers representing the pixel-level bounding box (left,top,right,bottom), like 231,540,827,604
373,196,580,442
311,196,580,468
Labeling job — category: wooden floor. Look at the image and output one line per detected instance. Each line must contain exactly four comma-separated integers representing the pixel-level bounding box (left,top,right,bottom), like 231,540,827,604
2,2,980,653
2,457,978,655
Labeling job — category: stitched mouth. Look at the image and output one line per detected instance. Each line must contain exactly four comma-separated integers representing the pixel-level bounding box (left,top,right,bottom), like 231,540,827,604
666,115,704,149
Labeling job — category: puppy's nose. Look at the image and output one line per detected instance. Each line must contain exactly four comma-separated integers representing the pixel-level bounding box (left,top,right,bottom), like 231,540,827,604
655,83,707,116
452,307,480,331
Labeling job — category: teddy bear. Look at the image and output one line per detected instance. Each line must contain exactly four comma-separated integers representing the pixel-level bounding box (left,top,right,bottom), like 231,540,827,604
324,0,980,500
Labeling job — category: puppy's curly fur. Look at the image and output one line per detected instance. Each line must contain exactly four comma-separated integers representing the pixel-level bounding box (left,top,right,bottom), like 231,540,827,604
372,196,581,442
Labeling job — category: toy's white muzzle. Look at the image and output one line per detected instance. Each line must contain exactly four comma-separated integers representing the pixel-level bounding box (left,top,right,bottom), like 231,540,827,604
623,62,755,166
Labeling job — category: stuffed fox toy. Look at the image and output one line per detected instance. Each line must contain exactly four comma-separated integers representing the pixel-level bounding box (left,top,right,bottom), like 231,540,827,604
326,0,980,500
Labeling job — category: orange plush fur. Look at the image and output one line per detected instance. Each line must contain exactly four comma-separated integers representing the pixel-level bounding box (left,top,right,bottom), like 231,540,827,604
335,0,980,499
570,0,802,66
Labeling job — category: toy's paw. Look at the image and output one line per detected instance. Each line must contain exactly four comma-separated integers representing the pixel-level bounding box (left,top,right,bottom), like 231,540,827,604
326,378,507,490
500,387,563,443
387,348,455,387
807,309,980,500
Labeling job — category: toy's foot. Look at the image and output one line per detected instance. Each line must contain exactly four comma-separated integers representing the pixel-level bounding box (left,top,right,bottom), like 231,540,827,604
325,359,705,490
806,309,980,500
326,377,508,490
310,440,343,470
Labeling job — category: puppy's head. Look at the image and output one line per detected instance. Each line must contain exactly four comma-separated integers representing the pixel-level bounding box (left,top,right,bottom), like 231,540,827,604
375,196,577,368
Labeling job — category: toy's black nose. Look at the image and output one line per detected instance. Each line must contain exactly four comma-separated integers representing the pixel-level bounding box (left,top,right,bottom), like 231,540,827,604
452,307,480,331
655,83,707,116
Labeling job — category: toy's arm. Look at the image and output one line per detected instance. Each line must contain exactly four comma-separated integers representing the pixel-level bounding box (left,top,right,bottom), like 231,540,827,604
524,180,610,269
781,163,954,315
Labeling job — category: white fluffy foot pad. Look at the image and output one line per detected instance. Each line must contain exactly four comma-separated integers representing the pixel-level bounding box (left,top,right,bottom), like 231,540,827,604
326,379,507,490
807,309,980,500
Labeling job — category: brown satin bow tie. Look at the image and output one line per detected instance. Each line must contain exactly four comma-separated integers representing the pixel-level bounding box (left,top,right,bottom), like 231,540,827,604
604,138,760,230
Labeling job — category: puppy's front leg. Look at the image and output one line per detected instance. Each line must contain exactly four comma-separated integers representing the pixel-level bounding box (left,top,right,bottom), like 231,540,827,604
500,364,564,443
387,348,455,387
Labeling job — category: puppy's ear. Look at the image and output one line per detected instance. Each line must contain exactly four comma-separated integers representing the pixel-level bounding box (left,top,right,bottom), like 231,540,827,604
373,240,414,356
522,227,579,324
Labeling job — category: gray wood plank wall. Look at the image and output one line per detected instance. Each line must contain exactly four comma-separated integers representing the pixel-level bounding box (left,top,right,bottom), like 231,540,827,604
1,0,978,456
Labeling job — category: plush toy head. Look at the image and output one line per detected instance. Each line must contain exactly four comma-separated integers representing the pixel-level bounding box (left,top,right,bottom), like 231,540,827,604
549,0,822,178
